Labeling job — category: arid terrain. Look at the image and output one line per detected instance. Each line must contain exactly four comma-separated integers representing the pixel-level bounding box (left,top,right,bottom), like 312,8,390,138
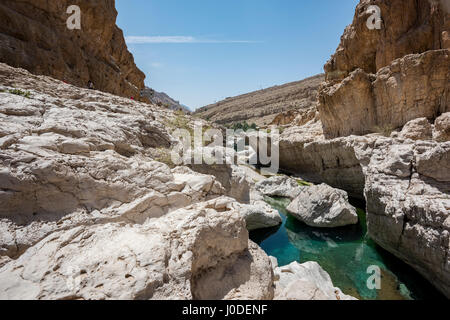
194,74,324,127
0,0,449,301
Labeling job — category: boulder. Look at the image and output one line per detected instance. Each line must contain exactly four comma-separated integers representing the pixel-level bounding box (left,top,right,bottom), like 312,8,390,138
232,201,282,231
255,175,303,200
398,118,433,141
0,197,274,300
433,113,450,142
272,260,357,300
286,184,358,228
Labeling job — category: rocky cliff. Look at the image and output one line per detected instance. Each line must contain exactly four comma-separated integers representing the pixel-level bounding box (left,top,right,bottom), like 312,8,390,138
0,0,145,99
318,0,450,139
194,74,324,127
276,0,450,297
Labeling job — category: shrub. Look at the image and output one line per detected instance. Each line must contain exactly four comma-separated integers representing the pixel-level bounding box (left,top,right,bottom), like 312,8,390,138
231,121,258,132
8,88,31,98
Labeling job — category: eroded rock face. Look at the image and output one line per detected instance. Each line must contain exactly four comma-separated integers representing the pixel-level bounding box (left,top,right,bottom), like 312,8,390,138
272,260,357,300
0,0,145,99
0,63,230,258
319,50,450,138
324,0,450,79
278,122,366,198
286,184,359,228
319,0,450,139
0,198,274,300
358,138,450,298
275,0,450,298
0,64,279,300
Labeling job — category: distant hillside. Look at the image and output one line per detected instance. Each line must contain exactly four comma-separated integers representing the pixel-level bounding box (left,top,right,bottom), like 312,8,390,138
141,87,190,113
194,74,324,126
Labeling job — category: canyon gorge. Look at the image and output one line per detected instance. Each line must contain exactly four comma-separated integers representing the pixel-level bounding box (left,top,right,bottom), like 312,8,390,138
0,0,449,300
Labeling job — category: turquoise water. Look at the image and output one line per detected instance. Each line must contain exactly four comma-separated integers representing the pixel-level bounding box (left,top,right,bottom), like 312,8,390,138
250,197,445,300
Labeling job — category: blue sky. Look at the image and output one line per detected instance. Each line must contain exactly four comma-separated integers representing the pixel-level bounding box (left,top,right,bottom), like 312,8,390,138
116,0,359,110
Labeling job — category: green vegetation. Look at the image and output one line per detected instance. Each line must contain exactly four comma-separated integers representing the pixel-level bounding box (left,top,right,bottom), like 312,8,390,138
230,121,258,132
8,88,31,98
297,179,312,187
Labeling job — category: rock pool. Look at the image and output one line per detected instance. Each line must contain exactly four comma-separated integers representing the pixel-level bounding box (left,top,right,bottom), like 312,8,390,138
250,197,445,300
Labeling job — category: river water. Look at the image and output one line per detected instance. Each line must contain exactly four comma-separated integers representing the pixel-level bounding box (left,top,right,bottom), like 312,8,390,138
250,197,445,300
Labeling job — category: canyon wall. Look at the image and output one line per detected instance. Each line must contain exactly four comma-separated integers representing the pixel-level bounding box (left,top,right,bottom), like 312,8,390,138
0,0,145,99
318,0,450,138
278,0,450,297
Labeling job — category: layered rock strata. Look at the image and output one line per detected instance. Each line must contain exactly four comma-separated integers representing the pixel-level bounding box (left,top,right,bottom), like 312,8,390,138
0,0,145,99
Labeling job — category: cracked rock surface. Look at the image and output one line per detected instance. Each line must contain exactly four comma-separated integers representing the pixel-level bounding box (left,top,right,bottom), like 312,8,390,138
0,63,280,300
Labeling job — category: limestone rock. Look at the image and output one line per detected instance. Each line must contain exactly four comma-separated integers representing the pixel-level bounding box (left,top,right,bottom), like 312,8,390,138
273,260,357,300
324,0,450,79
232,201,282,231
190,147,253,204
0,197,274,300
0,63,227,258
0,0,145,99
358,138,450,298
399,118,433,141
319,0,450,139
286,184,358,228
433,113,450,142
278,123,367,199
255,175,303,200
270,106,317,127
319,50,450,138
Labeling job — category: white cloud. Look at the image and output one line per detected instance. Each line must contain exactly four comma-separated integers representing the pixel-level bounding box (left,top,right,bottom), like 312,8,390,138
125,36,260,44
150,62,163,68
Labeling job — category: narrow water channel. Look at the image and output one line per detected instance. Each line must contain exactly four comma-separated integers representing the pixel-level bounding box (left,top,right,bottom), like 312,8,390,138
250,197,445,300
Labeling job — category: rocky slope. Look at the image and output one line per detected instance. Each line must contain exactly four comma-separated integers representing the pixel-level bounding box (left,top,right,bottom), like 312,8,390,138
194,74,324,127
141,87,191,113
0,62,275,299
0,62,355,300
0,0,145,99
274,0,450,297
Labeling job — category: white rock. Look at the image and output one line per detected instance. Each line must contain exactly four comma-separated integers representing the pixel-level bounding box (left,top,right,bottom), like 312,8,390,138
286,184,358,228
0,197,274,300
232,201,282,231
273,260,357,300
255,175,304,199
